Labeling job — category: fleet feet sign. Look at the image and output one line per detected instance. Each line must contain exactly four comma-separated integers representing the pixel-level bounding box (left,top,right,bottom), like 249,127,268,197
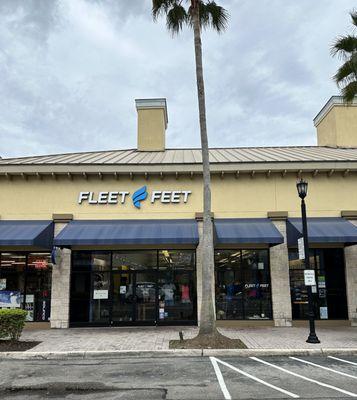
78,186,192,209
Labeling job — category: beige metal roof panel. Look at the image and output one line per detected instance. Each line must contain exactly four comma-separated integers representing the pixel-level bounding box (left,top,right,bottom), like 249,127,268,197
250,147,292,162
191,149,202,163
2,146,357,166
216,149,236,162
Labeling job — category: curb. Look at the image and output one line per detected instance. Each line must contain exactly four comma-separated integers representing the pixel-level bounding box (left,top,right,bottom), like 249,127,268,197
0,348,357,360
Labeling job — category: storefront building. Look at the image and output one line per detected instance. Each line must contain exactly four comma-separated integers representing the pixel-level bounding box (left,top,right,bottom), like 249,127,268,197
0,96,357,328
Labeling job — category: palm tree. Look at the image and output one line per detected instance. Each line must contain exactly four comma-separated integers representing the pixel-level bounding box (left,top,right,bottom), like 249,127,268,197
332,11,357,103
152,1,228,337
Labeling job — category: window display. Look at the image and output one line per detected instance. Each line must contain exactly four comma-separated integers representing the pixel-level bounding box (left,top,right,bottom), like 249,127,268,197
215,250,272,320
70,249,196,326
158,250,196,322
0,252,52,322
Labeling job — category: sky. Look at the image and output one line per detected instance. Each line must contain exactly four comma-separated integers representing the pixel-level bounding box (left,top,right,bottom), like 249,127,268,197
0,0,356,158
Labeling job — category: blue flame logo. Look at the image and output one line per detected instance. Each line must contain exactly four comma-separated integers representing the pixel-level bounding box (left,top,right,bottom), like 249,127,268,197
132,186,148,209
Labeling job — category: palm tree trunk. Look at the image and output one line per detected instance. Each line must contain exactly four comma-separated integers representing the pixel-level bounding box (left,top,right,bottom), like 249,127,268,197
192,3,216,335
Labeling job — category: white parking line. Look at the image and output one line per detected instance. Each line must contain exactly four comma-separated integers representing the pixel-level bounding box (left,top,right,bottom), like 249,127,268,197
210,357,299,399
210,357,232,400
251,357,357,398
328,356,357,366
290,356,357,379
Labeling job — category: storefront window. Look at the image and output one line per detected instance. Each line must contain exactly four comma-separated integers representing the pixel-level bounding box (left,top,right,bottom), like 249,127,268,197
70,250,197,326
158,250,196,322
0,253,52,322
215,249,272,320
0,253,25,310
289,248,348,320
112,251,157,271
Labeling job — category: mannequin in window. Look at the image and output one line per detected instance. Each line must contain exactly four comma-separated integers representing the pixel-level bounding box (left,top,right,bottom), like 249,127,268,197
162,282,176,305
180,283,190,303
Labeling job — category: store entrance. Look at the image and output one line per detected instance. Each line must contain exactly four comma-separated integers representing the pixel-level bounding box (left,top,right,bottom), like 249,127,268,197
70,250,197,327
289,248,348,320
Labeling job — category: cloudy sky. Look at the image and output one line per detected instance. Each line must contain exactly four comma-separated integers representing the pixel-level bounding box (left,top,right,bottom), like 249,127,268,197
0,0,356,158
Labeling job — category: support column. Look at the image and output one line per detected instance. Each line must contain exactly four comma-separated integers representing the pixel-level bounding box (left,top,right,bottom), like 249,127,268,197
50,215,72,329
344,218,357,327
268,213,292,327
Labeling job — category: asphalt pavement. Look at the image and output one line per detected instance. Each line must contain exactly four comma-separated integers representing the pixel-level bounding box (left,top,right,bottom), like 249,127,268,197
0,354,356,399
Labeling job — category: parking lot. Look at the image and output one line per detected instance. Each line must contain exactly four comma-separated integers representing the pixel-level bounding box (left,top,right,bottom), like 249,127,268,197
210,355,357,399
0,354,356,399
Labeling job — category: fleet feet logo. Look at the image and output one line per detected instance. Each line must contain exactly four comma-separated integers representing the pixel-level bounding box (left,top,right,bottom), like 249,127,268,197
132,186,148,209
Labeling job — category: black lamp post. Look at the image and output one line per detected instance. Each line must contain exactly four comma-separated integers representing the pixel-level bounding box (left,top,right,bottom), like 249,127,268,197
296,179,320,344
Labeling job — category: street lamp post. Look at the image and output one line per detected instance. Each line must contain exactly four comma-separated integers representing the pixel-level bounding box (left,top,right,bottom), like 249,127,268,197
296,179,320,344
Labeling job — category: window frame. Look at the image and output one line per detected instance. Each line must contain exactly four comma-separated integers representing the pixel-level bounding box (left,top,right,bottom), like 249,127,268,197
214,248,273,321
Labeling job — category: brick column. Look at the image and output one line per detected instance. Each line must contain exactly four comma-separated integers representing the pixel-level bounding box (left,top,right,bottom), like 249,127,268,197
269,214,292,327
344,219,357,326
50,216,72,329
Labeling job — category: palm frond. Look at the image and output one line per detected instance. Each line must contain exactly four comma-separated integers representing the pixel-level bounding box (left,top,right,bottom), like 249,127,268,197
333,60,356,87
350,10,357,27
341,81,357,103
152,0,229,35
152,0,175,21
331,35,357,58
166,3,189,35
200,1,229,32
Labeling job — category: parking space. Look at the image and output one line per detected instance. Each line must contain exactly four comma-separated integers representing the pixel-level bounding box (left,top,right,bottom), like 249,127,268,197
211,355,357,399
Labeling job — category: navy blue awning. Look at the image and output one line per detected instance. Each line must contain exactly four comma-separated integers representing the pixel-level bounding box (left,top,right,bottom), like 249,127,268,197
287,218,357,246
214,219,284,245
0,221,54,248
54,219,199,247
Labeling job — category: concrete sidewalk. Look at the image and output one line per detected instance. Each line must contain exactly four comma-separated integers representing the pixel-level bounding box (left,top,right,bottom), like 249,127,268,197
18,326,356,352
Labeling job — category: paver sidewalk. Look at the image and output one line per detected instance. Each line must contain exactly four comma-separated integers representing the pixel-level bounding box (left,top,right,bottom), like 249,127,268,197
20,326,357,352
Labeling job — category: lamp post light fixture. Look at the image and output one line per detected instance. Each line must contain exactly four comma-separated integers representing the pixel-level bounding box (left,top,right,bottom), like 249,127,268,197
296,179,320,344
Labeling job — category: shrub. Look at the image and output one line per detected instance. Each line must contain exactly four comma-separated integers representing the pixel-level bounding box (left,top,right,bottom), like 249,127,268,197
0,309,27,341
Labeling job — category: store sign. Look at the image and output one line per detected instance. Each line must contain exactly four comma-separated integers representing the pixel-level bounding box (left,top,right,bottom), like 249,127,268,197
93,290,109,299
25,295,34,322
304,269,316,286
320,306,328,319
78,186,192,209
244,283,269,289
298,237,305,260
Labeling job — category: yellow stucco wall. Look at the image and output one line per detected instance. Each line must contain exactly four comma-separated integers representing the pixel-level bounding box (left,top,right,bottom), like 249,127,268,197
137,108,166,151
317,106,357,148
317,108,337,147
0,173,356,220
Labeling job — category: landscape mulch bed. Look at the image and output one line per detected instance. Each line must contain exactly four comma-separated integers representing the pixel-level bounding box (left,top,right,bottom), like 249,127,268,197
170,332,247,349
0,340,41,352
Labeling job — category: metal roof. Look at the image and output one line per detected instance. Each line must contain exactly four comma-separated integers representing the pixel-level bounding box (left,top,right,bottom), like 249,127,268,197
1,146,357,165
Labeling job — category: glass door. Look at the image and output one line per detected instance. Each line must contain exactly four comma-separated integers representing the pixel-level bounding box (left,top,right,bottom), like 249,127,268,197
134,269,157,323
111,272,135,323
111,270,157,325
111,251,158,325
